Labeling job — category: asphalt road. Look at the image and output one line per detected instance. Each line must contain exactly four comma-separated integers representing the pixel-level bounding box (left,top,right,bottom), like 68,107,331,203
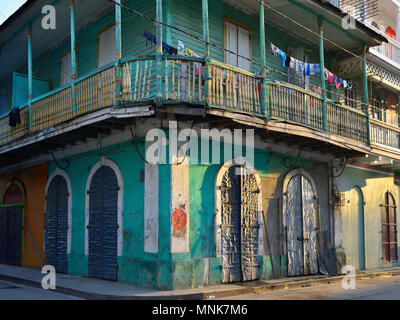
221,275,400,300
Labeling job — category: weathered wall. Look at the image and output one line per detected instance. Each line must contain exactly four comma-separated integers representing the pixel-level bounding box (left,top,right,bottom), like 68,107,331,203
0,163,47,268
336,165,400,271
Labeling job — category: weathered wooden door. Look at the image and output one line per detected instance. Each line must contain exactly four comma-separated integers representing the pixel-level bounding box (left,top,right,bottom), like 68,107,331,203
221,166,259,283
0,206,22,266
284,175,318,276
45,175,69,273
88,166,119,281
381,191,398,263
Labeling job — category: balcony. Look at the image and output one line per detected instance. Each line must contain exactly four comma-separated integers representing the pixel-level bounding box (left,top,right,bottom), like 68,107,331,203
0,54,381,165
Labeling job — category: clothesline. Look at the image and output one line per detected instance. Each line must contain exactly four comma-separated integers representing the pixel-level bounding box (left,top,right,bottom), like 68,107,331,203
270,42,353,90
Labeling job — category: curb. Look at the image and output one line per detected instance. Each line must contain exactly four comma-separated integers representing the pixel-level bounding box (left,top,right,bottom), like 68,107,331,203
0,268,399,300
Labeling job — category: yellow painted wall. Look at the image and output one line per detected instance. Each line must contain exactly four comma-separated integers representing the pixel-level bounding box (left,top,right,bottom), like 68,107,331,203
340,167,399,270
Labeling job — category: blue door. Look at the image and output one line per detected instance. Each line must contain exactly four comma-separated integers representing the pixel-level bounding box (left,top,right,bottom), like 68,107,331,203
88,166,119,281
45,176,69,273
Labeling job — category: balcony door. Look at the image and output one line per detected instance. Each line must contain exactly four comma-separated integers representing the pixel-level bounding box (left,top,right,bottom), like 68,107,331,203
61,51,72,87
98,25,116,68
225,20,251,71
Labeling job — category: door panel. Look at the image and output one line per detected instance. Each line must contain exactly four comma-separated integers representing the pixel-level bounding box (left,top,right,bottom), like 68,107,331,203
284,174,319,276
221,166,242,283
88,166,118,281
241,169,259,281
0,208,7,264
285,175,304,276
302,176,318,275
6,206,22,266
45,176,69,273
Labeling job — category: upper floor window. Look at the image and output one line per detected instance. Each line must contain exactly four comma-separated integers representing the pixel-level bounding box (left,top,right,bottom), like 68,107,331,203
61,51,72,87
98,24,116,68
224,19,251,71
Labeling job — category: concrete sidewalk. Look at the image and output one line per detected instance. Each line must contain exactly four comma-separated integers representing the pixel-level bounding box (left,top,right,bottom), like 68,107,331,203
1,264,400,300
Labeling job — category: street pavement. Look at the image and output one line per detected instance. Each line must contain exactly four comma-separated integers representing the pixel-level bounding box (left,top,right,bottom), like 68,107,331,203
221,275,400,300
0,279,82,300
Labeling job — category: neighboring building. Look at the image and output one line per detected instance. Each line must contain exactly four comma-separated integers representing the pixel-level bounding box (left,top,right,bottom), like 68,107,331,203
0,0,395,290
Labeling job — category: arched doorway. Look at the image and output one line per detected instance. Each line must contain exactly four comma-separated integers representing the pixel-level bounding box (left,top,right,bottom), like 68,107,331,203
215,161,262,283
0,180,25,266
85,159,123,281
381,191,398,263
348,186,366,270
45,169,71,274
282,169,319,276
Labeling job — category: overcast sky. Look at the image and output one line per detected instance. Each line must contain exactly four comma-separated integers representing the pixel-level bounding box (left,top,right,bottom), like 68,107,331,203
0,0,27,25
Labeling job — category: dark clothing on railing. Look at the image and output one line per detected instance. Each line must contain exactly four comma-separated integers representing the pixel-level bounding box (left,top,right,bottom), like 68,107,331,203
9,107,21,127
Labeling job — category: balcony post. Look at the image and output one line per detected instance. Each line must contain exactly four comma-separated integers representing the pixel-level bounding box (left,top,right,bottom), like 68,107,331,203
362,45,370,145
115,0,122,106
155,0,163,107
259,1,267,116
202,0,210,103
27,25,33,131
70,0,77,112
318,17,327,131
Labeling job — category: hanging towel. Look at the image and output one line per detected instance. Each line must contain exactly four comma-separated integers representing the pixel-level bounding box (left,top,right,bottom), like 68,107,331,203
305,63,310,76
270,43,279,56
285,55,291,67
277,49,286,67
314,64,321,75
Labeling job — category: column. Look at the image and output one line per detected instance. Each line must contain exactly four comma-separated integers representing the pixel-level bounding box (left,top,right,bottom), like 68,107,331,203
27,25,33,131
156,0,163,107
115,0,122,106
362,45,370,145
318,17,327,131
202,0,210,103
70,0,77,112
260,1,267,116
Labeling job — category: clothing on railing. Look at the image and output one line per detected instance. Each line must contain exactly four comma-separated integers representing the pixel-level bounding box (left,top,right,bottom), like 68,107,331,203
143,30,178,55
8,107,21,127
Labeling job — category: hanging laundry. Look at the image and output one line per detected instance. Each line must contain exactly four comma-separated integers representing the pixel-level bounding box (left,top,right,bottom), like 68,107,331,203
9,107,21,127
334,76,341,89
289,57,296,70
285,55,291,68
270,43,279,56
277,49,286,68
314,64,321,75
143,30,178,55
305,63,310,76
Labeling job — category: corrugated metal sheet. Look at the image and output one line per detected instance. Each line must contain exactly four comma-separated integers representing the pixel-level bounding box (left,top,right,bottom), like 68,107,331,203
45,175,68,273
88,165,118,281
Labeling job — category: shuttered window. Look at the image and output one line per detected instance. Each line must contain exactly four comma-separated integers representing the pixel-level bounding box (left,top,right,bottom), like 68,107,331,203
98,25,116,68
61,52,72,87
225,20,251,71
382,191,398,263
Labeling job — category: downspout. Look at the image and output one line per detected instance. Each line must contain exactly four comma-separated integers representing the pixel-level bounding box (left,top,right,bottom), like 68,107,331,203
155,0,163,107
202,0,210,104
259,1,267,117
362,45,370,145
27,24,33,132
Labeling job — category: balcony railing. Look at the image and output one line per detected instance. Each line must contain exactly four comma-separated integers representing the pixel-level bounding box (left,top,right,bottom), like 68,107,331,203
1,55,399,157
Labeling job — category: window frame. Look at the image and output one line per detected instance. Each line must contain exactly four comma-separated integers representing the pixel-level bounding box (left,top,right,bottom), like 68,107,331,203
223,16,252,72
97,22,116,68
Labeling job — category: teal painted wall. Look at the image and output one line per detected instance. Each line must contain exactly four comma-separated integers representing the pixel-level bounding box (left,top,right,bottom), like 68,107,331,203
48,137,172,290
47,130,333,289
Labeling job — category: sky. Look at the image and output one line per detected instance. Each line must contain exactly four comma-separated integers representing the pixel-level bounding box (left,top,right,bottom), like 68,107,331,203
0,0,27,25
